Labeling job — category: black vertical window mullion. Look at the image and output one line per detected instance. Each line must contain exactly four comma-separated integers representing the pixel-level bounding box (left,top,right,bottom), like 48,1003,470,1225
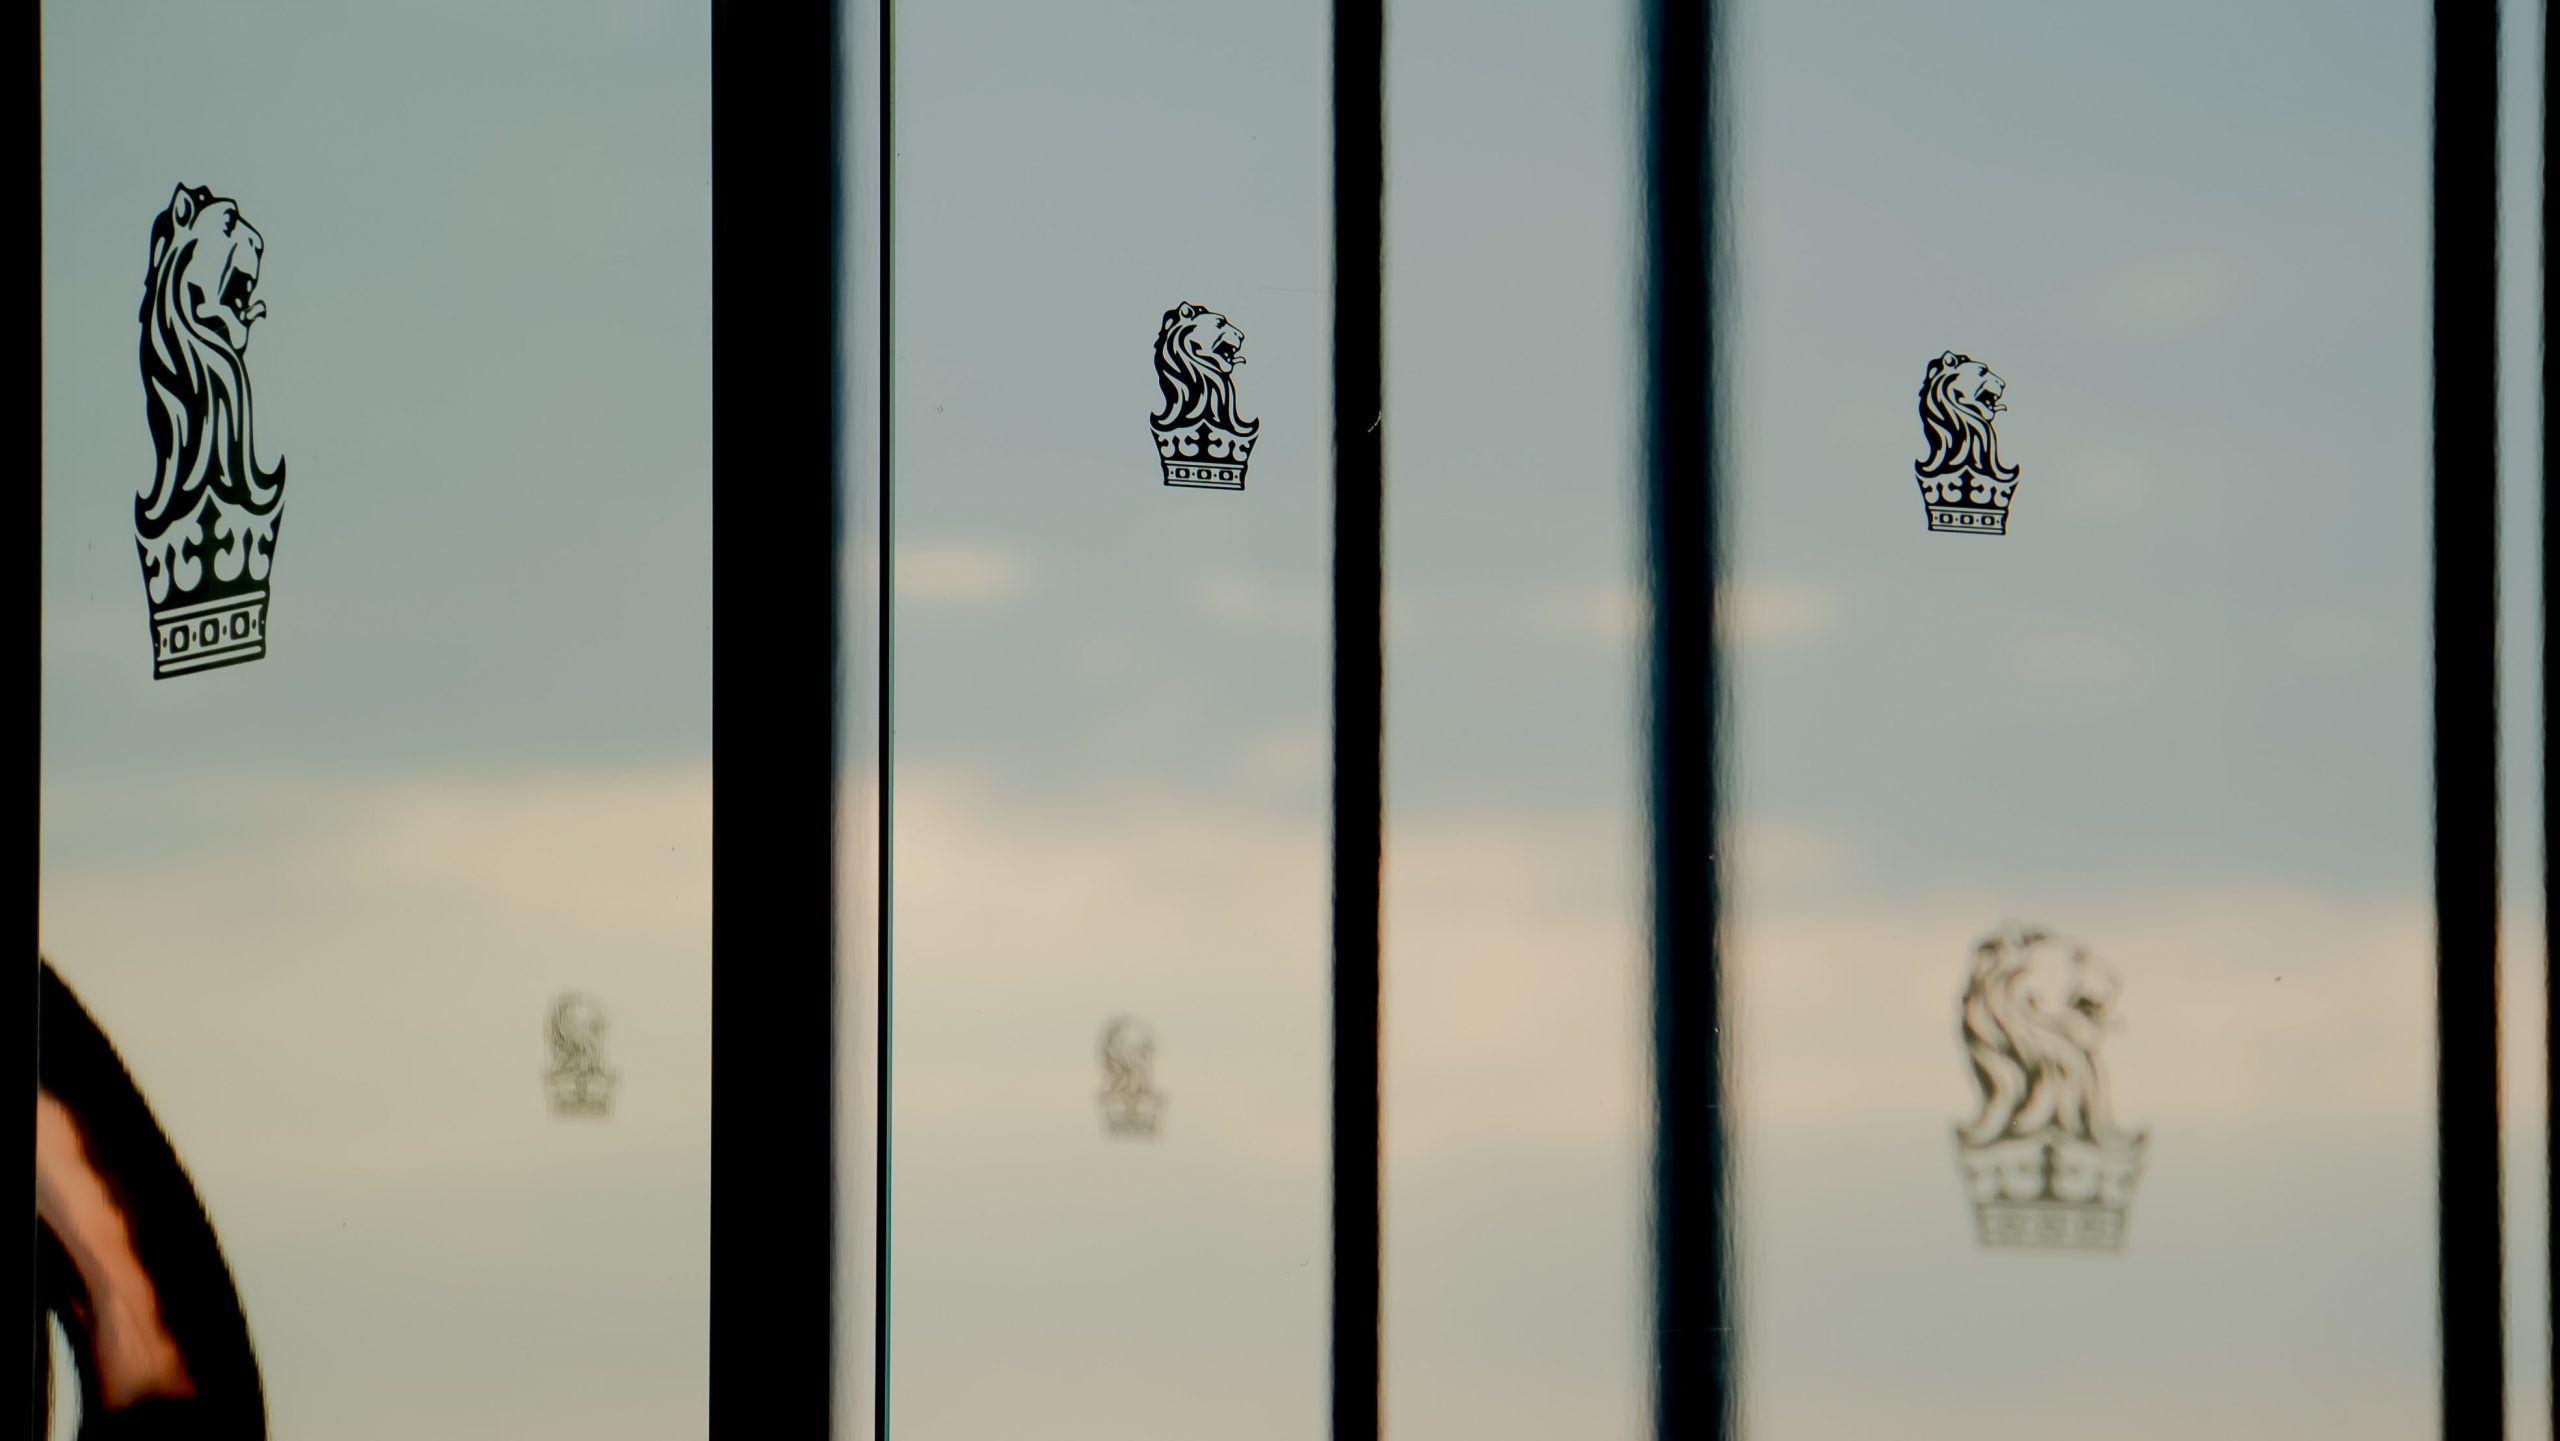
873,0,897,1435
2545,0,2556,1414
709,4,841,1435
1644,2,1732,1440
21,0,39,1411
2433,3,2505,1435
1333,2,1385,1439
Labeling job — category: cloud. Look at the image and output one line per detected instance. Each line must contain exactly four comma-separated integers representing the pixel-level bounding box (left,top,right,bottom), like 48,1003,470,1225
860,775,2433,1162
1506,577,1843,651
876,765,1328,1157
847,779,2442,1437
39,764,716,1179
1730,816,1870,892
895,540,1035,606
1242,721,1328,792
1513,583,1645,648
1722,577,1843,647
2013,623,2168,698
2040,447,2160,519
38,763,715,1440
873,769,1654,1158
1725,885,2435,1130
2098,250,2241,337
861,773,1646,1440
1194,569,1325,636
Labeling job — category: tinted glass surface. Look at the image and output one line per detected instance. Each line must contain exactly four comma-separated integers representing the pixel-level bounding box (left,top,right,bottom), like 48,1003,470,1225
39,5,714,1438
875,3,1334,1435
1381,3,1650,1435
851,4,2549,1437
1723,4,2440,1434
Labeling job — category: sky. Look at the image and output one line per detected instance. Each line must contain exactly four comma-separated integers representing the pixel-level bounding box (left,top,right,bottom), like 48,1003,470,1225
844,0,2548,1438
36,1,2544,1438
40,4,714,1438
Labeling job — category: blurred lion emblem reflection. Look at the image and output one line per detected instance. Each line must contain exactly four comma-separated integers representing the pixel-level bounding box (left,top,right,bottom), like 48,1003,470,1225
546,993,618,1117
1098,1015,1163,1137
1953,924,2147,1250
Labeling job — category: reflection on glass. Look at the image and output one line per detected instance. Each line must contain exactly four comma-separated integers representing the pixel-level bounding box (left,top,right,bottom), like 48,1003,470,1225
1952,924,2148,1253
1383,1,1650,1435
1098,1015,1167,1139
546,994,620,1119
41,4,714,1437
881,3,1333,1435
1727,2,2436,1435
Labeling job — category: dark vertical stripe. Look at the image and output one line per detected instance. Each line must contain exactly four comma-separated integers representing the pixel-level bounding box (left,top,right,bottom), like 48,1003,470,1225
2433,4,2504,1436
876,0,898,1435
2544,0,2556,1415
2541,0,2555,1418
1644,1,1731,1439
26,0,45,1425
711,4,840,1435
1332,1,1384,1438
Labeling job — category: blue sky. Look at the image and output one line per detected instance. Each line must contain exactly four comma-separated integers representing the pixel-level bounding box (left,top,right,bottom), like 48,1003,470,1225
39,1,2542,1437
850,0,2546,1437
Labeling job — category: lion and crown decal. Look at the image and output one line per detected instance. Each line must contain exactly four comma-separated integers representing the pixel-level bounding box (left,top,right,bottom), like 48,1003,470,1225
1954,923,2148,1251
1914,351,2019,535
1151,301,1259,490
136,183,287,678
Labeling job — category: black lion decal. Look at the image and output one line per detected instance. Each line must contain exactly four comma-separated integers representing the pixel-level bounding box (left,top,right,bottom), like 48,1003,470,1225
1149,301,1259,439
135,184,286,613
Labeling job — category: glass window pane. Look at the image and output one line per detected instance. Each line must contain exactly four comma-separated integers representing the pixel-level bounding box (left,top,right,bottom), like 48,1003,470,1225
877,3,1334,1434
1723,3,2437,1434
38,6,713,1436
1382,2,1649,1435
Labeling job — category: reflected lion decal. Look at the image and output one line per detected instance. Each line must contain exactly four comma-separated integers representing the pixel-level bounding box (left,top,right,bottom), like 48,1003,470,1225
1097,1015,1163,1136
1957,925,2134,1149
1952,924,2148,1250
545,993,618,1116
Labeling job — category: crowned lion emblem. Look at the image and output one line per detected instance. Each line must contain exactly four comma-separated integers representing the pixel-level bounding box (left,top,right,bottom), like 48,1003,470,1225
135,183,289,675
1150,301,1259,490
1913,350,2021,534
